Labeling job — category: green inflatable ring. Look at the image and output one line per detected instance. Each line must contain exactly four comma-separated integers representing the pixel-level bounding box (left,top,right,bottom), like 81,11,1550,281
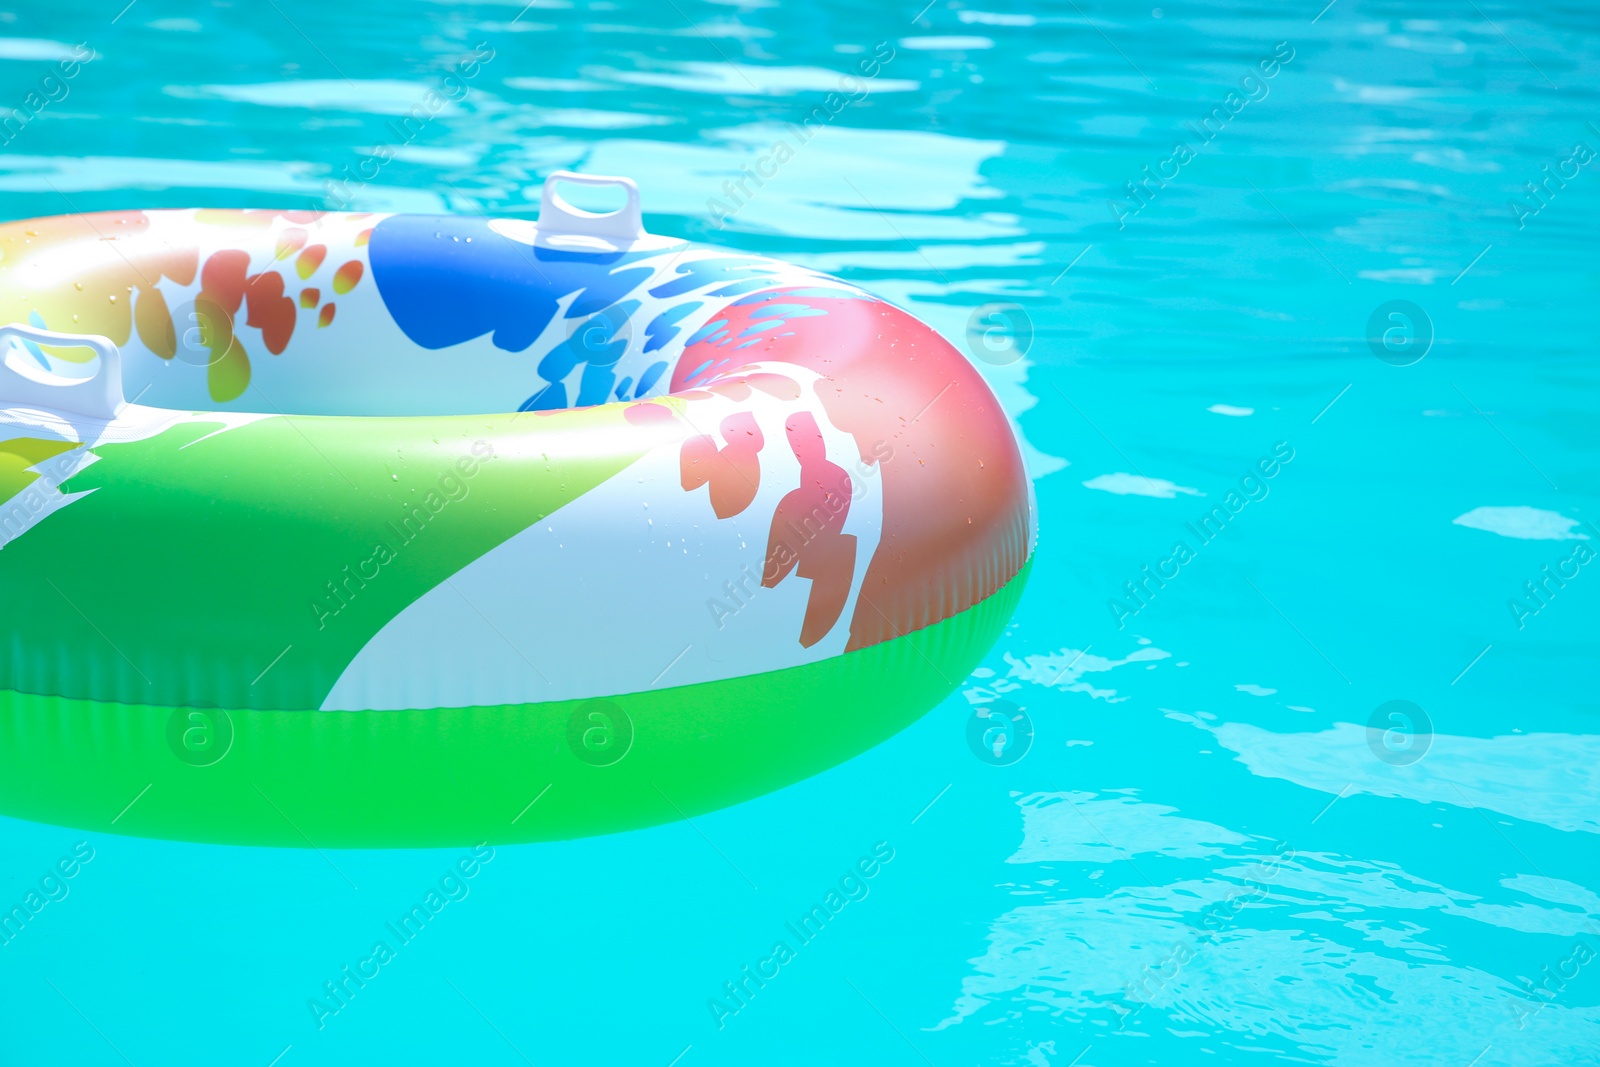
0,174,1033,846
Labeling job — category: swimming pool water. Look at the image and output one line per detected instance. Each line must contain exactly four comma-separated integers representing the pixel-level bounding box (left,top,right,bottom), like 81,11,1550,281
1,2,1597,1064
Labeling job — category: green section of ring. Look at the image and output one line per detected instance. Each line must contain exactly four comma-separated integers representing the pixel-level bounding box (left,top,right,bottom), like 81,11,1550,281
0,564,1028,848
0,401,652,710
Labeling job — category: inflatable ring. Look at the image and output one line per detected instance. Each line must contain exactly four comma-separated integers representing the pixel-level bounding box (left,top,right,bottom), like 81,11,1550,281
0,172,1033,846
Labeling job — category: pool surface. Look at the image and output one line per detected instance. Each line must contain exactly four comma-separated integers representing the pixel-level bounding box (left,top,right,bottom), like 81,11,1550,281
1,1,1597,1064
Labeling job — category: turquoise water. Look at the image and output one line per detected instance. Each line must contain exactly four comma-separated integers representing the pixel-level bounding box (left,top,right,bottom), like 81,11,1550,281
3,2,1599,1064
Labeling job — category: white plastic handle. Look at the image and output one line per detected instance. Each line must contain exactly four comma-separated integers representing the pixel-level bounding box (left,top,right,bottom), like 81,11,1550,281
0,323,125,420
537,171,645,243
